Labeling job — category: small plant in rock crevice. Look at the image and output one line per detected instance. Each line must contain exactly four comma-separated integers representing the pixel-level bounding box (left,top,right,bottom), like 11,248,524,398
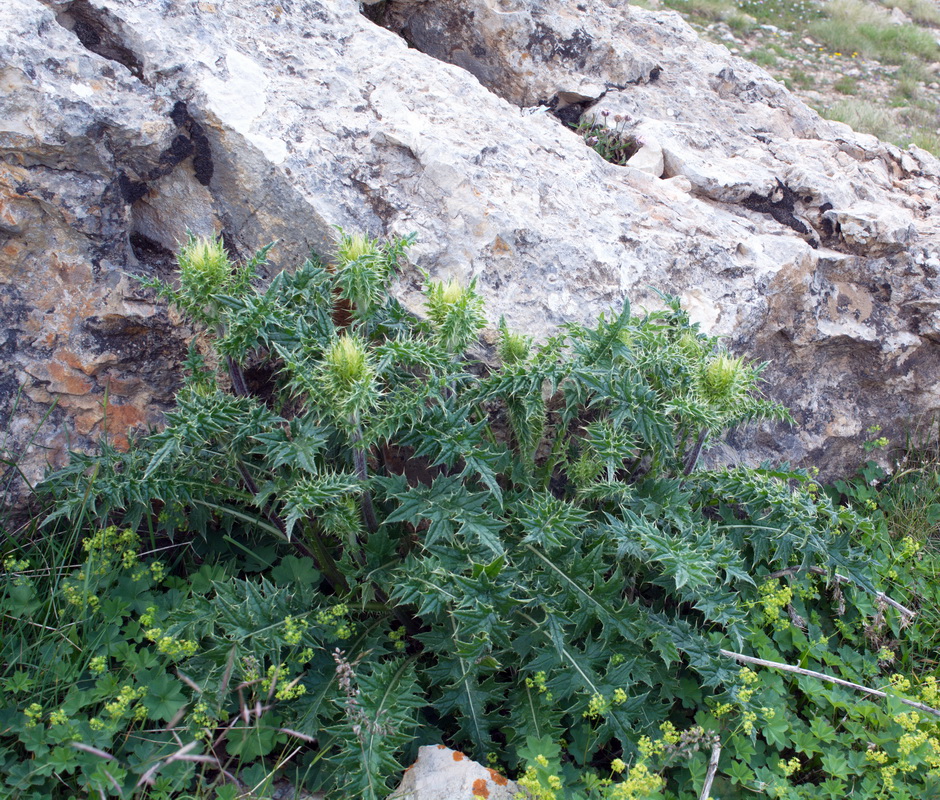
571,110,641,166
10,231,940,799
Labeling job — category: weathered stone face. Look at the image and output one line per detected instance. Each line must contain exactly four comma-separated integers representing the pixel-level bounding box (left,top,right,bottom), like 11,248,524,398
2,0,939,503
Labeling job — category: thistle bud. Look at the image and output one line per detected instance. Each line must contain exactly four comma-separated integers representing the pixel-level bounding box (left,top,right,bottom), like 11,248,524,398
319,334,379,420
178,235,231,295
336,232,379,267
701,353,745,404
325,335,370,387
499,328,531,366
425,277,486,354
677,332,705,359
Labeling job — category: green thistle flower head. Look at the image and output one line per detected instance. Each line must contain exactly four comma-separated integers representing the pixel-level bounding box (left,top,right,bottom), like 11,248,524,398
319,334,379,421
425,277,486,354
498,319,531,365
701,353,745,405
677,332,706,359
438,279,464,306
336,232,379,268
175,234,234,325
325,335,370,387
178,235,231,294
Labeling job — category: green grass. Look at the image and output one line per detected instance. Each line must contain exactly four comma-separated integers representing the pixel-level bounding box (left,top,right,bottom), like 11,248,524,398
879,0,940,26
818,96,940,153
738,0,825,27
790,67,816,88
833,75,859,94
810,0,940,64
662,0,738,22
748,47,779,66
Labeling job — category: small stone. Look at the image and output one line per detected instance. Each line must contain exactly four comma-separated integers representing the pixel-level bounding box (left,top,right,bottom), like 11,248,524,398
890,6,911,25
388,746,521,800
627,140,665,177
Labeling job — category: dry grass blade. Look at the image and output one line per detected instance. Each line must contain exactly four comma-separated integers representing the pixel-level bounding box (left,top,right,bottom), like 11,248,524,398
71,742,116,761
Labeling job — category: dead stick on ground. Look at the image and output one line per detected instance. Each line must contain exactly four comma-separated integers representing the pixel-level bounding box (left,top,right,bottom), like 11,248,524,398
768,566,916,620
720,650,940,717
698,738,722,800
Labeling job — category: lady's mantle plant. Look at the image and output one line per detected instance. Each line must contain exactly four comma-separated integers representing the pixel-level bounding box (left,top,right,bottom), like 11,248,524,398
26,232,938,799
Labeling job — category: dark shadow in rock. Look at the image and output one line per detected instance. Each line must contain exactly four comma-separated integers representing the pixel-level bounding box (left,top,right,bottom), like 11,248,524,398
53,0,144,79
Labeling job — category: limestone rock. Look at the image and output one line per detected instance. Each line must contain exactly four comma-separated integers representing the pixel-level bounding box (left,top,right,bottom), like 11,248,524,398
387,745,523,800
2,0,940,497
627,140,665,178
890,6,912,25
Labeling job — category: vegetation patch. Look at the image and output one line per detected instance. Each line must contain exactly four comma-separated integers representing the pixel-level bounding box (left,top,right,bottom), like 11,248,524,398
3,234,940,799
661,0,940,155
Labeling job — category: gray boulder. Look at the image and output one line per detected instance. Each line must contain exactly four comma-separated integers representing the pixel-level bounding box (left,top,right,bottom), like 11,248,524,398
2,0,939,500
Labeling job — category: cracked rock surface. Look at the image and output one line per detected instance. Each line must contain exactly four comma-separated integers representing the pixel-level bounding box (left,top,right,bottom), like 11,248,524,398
2,0,940,499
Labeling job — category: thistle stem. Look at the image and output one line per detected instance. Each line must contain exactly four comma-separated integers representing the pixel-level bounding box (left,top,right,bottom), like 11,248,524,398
227,355,348,592
351,418,379,534
683,429,706,475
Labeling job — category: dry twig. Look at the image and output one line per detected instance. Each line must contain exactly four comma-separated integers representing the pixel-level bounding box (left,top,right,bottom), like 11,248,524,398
720,650,940,717
698,738,722,800
768,566,916,620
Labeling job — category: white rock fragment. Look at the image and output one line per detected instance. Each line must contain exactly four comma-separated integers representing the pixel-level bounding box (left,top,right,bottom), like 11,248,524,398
627,140,665,177
387,745,524,800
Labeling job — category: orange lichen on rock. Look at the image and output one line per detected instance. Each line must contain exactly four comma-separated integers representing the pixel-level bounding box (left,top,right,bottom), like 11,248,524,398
453,751,465,761
472,777,490,798
487,768,508,786
436,744,448,750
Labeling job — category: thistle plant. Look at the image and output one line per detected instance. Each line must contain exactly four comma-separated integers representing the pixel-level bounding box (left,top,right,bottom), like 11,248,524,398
31,231,939,800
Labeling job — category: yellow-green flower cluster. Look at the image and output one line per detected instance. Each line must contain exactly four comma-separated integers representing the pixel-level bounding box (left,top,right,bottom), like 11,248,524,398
262,663,307,702
637,721,685,762
283,615,309,646
736,667,759,703
316,603,352,639
144,627,198,660
583,692,610,720
921,676,940,707
48,709,68,726
23,703,43,727
758,579,793,630
606,762,665,800
778,757,801,777
83,526,140,573
62,576,99,611
712,701,733,717
742,710,758,735
890,673,912,693
3,556,31,587
60,527,151,611
104,684,147,722
525,671,554,702
389,625,407,652
516,764,563,800
877,646,896,663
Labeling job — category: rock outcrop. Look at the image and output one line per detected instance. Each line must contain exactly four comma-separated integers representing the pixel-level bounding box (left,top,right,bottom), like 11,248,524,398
2,0,940,499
